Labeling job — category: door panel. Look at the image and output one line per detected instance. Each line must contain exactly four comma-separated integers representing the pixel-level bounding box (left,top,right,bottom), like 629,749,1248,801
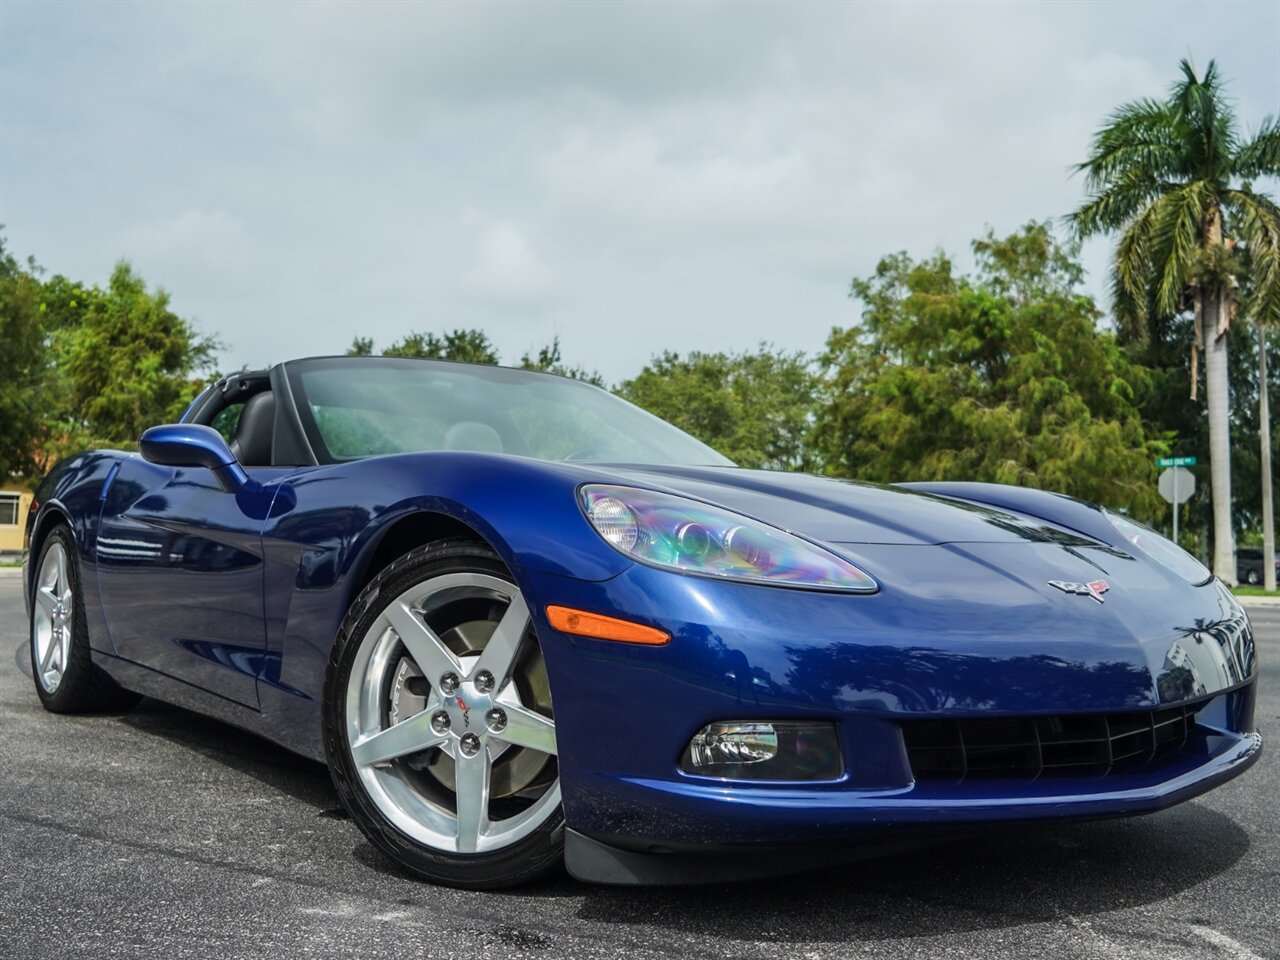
96,458,284,707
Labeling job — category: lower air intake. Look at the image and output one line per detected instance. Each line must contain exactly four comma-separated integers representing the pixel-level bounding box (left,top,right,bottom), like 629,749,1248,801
903,700,1206,781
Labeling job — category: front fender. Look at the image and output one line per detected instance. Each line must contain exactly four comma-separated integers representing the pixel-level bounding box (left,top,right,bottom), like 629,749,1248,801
255,451,637,759
24,451,126,620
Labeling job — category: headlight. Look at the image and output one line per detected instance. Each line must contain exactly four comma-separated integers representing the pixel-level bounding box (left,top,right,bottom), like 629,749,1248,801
579,484,878,592
1104,511,1213,585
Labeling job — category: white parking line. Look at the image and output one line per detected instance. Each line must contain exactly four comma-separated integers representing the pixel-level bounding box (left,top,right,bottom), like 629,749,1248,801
1187,924,1268,960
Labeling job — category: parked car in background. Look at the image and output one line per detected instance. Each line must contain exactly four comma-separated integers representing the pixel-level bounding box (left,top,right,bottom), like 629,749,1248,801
1236,547,1279,586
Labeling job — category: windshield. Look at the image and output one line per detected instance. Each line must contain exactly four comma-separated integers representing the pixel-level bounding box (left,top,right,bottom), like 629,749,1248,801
286,357,735,467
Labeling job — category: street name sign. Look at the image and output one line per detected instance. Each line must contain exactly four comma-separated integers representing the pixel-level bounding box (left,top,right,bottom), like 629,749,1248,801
1156,456,1198,467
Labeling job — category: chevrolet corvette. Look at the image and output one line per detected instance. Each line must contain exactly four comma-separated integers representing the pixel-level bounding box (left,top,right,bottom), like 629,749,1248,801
24,356,1261,887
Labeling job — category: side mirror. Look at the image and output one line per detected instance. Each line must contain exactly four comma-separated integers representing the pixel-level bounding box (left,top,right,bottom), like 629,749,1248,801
139,424,249,493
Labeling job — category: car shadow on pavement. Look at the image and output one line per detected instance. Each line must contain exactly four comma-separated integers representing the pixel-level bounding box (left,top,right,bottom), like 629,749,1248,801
118,698,340,813
558,805,1250,942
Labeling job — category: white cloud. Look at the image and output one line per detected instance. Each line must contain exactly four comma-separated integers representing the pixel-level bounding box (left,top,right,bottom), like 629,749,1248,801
462,218,554,307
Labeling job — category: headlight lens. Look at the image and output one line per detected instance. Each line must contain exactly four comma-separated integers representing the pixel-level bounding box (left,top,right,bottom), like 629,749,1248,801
1105,511,1213,585
580,484,878,592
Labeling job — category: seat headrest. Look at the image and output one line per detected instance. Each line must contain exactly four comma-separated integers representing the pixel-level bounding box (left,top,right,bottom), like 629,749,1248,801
230,392,276,466
443,421,504,454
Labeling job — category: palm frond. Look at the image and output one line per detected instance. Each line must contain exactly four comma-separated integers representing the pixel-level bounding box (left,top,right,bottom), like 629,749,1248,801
1076,98,1182,194
1234,115,1280,179
1149,182,1212,315
1229,188,1280,326
1109,200,1161,340
1171,58,1237,182
1069,164,1172,238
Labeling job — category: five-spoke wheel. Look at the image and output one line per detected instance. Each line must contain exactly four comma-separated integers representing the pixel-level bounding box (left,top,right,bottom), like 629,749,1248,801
29,526,139,714
325,541,564,888
32,538,74,694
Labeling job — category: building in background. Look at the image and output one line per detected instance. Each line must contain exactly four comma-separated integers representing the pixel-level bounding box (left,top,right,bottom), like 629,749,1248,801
0,490,33,554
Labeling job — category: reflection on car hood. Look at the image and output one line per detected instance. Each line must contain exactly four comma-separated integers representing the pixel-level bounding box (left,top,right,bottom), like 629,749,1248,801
595,464,1097,546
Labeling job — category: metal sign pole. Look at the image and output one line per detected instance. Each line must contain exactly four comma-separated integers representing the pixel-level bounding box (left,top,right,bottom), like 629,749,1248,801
1173,470,1179,545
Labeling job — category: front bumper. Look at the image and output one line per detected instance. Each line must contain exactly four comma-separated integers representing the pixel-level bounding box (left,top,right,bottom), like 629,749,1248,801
522,552,1260,850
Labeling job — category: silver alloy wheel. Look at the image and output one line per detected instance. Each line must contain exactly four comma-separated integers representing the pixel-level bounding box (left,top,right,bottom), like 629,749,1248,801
345,572,560,855
32,541,74,694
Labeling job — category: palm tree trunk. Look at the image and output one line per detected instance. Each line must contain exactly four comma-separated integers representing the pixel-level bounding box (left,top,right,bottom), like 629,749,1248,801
1204,282,1235,582
1260,322,1276,592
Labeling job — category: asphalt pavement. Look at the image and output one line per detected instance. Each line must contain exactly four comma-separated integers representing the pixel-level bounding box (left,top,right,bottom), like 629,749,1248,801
1,569,1277,960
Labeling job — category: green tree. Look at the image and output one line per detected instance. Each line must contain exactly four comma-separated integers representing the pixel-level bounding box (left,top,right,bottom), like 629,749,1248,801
349,328,500,364
618,345,819,470
0,238,47,480
1070,58,1280,581
517,336,605,386
813,224,1167,517
43,262,219,449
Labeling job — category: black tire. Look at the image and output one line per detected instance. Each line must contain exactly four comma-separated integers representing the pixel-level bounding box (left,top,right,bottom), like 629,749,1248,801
1246,569,1260,585
323,539,564,889
30,526,141,714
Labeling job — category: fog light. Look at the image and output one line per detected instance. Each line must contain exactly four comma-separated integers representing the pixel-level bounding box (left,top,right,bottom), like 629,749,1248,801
688,722,777,766
680,720,842,781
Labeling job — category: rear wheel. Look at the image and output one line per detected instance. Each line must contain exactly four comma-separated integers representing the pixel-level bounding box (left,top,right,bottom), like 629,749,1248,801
1246,569,1260,585
30,526,140,713
324,540,562,888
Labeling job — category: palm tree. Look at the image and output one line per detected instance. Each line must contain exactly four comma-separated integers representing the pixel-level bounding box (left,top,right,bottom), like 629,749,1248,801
1072,59,1280,583
1258,321,1275,590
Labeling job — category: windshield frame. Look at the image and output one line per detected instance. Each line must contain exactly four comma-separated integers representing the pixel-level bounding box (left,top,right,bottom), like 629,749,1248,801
281,356,735,468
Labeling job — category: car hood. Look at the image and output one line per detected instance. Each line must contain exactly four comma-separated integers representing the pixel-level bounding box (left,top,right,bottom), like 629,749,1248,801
594,464,1094,546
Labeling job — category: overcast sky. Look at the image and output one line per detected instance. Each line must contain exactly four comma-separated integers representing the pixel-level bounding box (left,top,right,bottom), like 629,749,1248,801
2,1,1277,383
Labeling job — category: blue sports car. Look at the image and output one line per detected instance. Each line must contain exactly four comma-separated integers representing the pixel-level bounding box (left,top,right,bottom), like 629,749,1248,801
24,356,1261,888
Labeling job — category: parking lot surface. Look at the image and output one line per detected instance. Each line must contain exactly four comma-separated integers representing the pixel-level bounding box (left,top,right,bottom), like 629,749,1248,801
1,571,1276,960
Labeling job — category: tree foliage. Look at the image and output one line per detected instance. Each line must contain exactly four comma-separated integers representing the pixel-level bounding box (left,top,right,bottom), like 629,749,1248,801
0,243,220,479
1070,59,1280,335
40,263,219,451
1129,258,1280,547
813,224,1167,517
347,328,500,365
1070,58,1280,578
0,239,48,479
517,336,605,386
618,345,819,470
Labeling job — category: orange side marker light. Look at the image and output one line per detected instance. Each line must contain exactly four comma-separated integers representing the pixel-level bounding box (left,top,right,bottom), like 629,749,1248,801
545,605,670,645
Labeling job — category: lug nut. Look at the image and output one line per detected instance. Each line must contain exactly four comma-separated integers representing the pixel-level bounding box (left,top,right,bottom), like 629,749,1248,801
430,710,451,734
474,670,495,693
459,733,481,757
485,708,507,732
439,672,460,695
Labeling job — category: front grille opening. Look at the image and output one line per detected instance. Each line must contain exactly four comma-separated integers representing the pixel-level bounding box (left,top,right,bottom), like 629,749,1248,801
903,700,1205,781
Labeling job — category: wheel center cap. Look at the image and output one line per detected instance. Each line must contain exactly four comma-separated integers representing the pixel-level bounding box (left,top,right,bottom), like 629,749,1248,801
446,686,492,734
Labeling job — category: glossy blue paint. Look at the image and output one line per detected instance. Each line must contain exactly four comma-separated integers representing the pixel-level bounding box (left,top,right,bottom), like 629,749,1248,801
140,423,251,492
26,451,130,654
897,480,1125,545
27,357,1262,863
95,455,294,707
515,558,1257,844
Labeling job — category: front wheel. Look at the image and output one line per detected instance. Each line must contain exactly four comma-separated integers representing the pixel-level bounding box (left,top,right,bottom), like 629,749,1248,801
324,540,563,888
30,526,140,713
1246,569,1260,585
